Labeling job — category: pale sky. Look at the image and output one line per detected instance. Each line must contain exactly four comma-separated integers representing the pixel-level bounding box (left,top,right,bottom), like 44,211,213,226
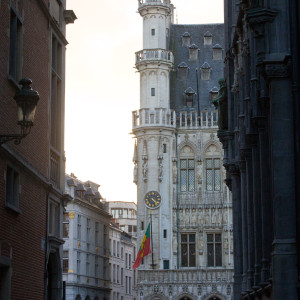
65,0,224,203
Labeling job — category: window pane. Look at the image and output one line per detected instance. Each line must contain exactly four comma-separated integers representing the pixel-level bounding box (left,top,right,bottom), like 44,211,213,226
181,244,188,267
215,243,222,266
214,158,220,168
214,169,221,191
206,170,213,191
207,234,213,242
215,234,221,242
181,234,187,243
188,159,194,168
206,159,212,168
188,169,195,191
189,234,195,243
207,244,214,266
189,244,196,266
180,170,187,192
180,159,187,168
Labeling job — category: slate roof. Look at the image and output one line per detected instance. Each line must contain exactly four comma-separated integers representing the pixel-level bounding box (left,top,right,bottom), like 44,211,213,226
169,23,224,112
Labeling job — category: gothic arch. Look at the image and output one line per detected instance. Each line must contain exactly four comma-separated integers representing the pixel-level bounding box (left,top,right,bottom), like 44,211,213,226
178,141,196,157
173,292,197,300
202,292,226,300
202,140,222,159
144,293,169,300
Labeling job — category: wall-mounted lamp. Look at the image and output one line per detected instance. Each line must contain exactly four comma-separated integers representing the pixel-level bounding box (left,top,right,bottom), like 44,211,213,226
0,78,39,145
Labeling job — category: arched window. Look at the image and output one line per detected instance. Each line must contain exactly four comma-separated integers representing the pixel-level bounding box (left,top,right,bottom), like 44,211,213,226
204,144,221,191
179,145,195,192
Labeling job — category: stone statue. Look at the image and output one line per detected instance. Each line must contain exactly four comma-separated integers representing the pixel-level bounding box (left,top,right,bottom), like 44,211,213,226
212,78,228,130
224,238,228,250
212,208,216,224
198,238,203,251
172,162,177,184
173,235,177,251
179,210,183,224
142,161,148,178
205,209,209,224
224,210,228,223
159,161,163,180
218,208,222,224
199,209,204,225
133,164,138,183
192,209,196,226
185,209,190,225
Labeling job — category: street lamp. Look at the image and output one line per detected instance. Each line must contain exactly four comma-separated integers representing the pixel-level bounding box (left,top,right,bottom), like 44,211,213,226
0,78,39,145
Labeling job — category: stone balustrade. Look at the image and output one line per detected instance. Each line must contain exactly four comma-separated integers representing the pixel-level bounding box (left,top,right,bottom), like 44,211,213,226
138,268,234,284
132,109,218,130
138,0,171,9
132,108,175,128
135,49,174,65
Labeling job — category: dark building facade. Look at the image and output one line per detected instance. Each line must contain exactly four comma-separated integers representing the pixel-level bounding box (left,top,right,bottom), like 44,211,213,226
219,0,300,299
0,1,75,299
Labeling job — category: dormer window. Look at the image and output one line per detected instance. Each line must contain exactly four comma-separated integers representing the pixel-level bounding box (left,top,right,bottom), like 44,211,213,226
201,62,211,80
209,86,219,101
182,32,191,47
204,31,212,46
177,62,189,81
184,87,196,107
189,44,199,61
213,44,223,60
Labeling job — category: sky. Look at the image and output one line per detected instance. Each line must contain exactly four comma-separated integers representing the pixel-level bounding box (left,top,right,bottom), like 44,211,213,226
65,0,224,203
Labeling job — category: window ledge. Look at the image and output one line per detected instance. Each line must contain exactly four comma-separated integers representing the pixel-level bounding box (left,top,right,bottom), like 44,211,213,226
5,202,22,214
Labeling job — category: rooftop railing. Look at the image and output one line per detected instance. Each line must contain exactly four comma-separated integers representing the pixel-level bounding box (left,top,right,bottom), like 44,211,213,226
135,49,174,65
132,109,218,130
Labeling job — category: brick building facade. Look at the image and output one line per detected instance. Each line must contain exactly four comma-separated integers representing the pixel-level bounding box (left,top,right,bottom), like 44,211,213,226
0,1,75,299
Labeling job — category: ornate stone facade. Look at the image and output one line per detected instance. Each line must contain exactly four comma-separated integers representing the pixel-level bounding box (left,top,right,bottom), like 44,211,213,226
132,1,234,300
220,0,300,299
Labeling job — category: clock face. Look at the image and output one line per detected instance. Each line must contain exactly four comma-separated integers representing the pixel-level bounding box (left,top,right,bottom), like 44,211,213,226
144,191,161,209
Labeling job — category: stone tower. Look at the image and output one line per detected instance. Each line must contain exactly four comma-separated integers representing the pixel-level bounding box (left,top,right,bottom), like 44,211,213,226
132,1,234,300
133,0,175,269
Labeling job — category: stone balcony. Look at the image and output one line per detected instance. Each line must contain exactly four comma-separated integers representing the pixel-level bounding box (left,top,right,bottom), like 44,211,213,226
132,109,218,130
135,49,174,65
138,268,234,284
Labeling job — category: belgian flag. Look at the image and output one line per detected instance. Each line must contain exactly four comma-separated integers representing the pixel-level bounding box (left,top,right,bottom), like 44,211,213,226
133,223,151,269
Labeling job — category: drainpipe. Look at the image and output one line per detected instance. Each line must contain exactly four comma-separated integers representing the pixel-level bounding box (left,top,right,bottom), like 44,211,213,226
175,131,180,268
44,185,50,300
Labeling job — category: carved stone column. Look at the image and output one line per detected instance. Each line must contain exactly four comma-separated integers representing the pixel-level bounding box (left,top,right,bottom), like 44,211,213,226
255,116,273,286
228,164,242,299
238,159,248,295
244,149,254,292
263,57,298,299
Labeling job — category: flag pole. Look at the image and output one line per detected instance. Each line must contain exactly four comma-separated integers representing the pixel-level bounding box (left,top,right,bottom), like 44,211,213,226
150,210,155,269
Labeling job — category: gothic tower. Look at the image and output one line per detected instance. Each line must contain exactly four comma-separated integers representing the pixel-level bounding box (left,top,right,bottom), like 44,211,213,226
133,1,234,300
133,0,175,269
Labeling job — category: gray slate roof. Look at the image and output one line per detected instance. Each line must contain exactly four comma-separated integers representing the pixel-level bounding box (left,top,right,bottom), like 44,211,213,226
169,23,224,112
